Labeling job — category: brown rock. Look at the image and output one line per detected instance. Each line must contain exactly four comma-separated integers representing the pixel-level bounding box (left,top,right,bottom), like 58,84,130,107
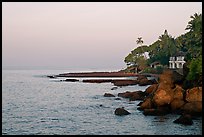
114,107,131,116
158,70,175,89
170,98,185,111
138,79,152,86
152,89,173,107
181,101,202,116
137,97,153,110
104,93,115,97
145,84,158,94
173,84,184,100
118,91,132,98
185,87,202,102
118,91,146,101
137,75,147,81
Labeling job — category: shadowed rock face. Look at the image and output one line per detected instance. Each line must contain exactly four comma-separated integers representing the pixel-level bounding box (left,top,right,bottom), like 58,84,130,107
170,99,185,112
143,107,171,116
181,101,202,116
114,107,130,116
173,114,193,125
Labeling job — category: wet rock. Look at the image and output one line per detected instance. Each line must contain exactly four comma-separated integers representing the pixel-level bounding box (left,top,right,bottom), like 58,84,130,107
118,91,146,101
111,87,118,90
64,79,79,82
137,101,143,106
114,98,121,100
104,93,115,97
185,87,202,102
114,107,131,116
118,91,132,98
173,114,193,125
83,79,112,83
47,75,56,78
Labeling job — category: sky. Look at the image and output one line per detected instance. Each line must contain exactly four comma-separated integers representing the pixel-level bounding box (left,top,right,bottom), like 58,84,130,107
2,2,202,70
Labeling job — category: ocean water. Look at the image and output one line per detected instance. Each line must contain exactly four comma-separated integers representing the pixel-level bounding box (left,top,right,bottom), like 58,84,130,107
2,69,202,135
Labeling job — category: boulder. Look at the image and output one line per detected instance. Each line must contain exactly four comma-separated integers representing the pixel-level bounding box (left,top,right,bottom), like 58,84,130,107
173,114,193,125
104,93,115,97
173,84,184,100
114,107,131,116
145,84,158,94
138,79,152,86
181,101,202,116
137,97,153,110
170,98,185,111
151,70,176,107
152,89,173,107
118,91,147,101
185,87,202,102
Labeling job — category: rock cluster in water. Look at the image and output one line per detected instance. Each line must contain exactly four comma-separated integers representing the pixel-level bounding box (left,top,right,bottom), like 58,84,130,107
102,69,202,125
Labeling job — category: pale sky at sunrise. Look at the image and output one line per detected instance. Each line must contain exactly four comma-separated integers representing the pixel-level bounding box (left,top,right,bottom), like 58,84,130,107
2,2,202,70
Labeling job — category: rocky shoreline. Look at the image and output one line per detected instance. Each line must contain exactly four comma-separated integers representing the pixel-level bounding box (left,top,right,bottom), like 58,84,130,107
47,70,202,126
104,69,202,126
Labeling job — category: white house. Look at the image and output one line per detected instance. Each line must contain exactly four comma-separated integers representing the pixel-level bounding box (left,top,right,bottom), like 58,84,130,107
169,51,186,69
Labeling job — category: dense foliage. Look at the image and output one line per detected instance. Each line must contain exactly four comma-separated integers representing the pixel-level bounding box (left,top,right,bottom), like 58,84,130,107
124,13,202,87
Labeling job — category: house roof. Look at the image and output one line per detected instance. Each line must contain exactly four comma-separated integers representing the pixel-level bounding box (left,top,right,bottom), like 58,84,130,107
173,51,186,57
150,61,160,65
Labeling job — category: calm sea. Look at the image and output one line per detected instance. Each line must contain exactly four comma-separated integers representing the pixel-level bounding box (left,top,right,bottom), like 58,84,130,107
2,69,202,135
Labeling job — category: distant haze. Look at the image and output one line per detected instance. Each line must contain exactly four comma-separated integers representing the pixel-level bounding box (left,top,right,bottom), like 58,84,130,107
2,2,202,70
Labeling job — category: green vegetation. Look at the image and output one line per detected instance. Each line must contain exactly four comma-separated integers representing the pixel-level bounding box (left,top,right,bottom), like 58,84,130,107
124,13,202,87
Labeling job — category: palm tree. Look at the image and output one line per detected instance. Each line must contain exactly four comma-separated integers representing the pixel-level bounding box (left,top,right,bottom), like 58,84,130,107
185,13,202,32
136,37,147,59
136,37,144,45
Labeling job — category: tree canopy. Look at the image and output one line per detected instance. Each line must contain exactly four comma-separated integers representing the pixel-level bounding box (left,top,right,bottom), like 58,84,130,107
124,13,202,87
